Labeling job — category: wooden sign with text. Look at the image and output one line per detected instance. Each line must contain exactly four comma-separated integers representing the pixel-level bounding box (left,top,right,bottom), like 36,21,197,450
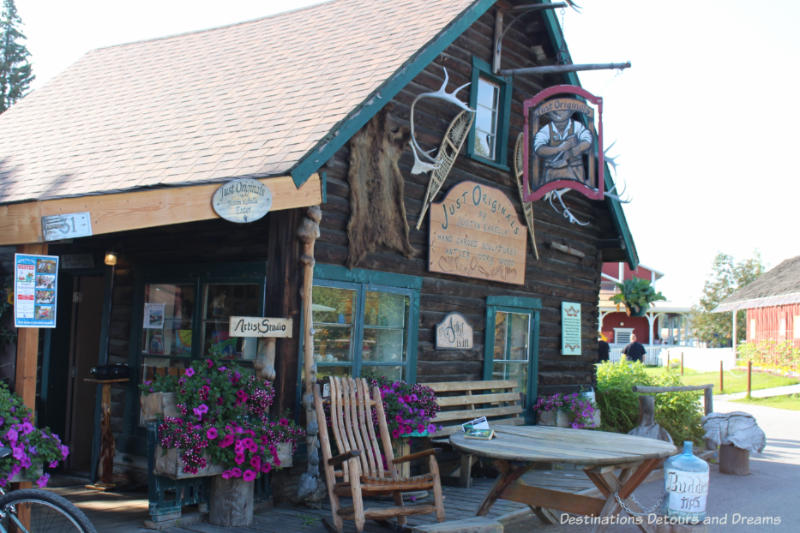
561,302,581,356
429,181,527,285
229,316,293,338
436,312,473,349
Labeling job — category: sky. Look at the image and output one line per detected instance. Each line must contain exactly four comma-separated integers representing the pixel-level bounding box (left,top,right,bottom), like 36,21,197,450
11,0,800,306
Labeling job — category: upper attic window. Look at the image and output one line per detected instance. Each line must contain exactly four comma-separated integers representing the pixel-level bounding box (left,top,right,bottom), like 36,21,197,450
467,57,512,170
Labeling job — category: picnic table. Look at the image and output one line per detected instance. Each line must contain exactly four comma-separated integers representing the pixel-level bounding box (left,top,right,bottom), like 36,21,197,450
450,425,677,532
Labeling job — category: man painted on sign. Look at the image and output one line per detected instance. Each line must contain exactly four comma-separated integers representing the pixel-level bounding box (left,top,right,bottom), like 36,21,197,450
533,108,592,184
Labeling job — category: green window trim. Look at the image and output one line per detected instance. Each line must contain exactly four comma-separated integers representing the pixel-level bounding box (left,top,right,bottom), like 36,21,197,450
483,295,541,421
467,56,513,171
303,264,421,383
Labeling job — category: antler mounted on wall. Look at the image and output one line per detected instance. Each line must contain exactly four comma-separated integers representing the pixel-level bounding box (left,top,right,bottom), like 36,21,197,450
409,67,474,175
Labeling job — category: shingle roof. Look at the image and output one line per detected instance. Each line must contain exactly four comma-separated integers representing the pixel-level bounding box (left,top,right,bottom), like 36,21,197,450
716,256,800,311
0,0,478,204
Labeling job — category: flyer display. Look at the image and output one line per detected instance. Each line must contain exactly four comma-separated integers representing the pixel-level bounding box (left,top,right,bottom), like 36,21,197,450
14,254,59,328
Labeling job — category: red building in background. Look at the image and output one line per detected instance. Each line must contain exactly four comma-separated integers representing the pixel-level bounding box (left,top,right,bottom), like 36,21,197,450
599,262,692,363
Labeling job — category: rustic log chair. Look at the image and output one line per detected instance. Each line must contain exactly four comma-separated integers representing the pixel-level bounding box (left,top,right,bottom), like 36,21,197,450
313,376,445,533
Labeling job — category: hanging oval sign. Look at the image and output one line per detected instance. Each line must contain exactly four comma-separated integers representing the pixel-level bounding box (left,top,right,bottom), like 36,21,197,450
212,178,272,223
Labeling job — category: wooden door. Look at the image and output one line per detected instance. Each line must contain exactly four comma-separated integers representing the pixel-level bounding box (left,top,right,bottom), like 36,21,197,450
64,275,104,473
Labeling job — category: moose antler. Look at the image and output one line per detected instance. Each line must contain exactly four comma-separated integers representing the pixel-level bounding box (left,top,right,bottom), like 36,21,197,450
409,67,474,174
545,189,590,226
602,142,632,204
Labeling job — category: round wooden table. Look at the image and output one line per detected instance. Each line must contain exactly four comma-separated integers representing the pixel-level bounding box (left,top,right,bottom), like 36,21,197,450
450,425,677,532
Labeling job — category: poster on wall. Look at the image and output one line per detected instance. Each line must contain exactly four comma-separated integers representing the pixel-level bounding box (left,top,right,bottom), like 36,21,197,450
143,303,166,329
522,85,604,203
561,301,581,356
14,253,59,328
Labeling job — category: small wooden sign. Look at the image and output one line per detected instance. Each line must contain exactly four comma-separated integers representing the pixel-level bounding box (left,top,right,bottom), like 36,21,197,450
436,312,473,349
42,212,93,241
429,181,527,285
212,178,272,223
229,316,293,338
561,302,581,356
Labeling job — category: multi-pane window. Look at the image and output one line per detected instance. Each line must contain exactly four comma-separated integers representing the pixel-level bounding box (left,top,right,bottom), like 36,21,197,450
484,296,540,417
138,264,266,386
468,57,512,168
312,266,420,382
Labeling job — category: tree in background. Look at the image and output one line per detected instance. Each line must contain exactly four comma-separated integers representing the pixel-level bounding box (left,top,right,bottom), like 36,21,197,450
0,0,34,113
691,252,764,347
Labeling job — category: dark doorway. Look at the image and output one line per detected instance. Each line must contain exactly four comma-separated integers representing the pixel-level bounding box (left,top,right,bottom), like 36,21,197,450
44,274,104,474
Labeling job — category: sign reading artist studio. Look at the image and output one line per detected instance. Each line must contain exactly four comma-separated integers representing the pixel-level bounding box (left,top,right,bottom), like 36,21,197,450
229,316,293,338
212,178,272,223
429,181,527,285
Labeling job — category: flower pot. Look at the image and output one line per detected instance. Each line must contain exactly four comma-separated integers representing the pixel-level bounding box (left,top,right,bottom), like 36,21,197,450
276,442,293,467
556,410,571,427
8,465,43,483
140,392,179,422
153,445,224,479
209,475,254,526
537,410,556,426
627,304,648,317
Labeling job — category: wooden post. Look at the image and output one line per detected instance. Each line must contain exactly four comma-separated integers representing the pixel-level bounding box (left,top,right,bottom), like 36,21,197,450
14,243,47,412
666,352,670,369
296,206,323,503
747,360,752,399
703,385,713,416
719,360,724,393
680,352,684,376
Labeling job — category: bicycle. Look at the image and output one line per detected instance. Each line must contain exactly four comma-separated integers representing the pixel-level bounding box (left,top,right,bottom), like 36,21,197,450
0,448,97,533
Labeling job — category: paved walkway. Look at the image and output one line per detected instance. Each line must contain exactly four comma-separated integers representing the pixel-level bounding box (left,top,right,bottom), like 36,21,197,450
715,383,800,401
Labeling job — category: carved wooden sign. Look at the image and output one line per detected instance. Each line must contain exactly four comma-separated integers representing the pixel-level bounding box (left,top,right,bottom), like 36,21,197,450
561,302,581,356
435,312,473,349
229,316,293,338
429,181,527,285
212,178,272,223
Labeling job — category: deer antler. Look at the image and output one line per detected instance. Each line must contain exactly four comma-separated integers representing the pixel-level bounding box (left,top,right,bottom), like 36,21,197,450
409,67,474,175
602,143,632,203
545,189,590,226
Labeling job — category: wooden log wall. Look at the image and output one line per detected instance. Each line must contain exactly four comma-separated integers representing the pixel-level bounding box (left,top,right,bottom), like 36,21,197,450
317,8,620,395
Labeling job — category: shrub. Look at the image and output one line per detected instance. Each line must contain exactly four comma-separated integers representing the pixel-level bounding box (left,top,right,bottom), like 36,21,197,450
595,360,704,444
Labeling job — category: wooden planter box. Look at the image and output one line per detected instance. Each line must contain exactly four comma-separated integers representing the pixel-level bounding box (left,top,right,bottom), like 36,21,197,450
154,446,224,479
140,392,179,423
276,442,293,467
537,410,571,427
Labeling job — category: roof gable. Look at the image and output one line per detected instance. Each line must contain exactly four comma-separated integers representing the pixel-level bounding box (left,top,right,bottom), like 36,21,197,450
0,0,483,204
717,256,800,311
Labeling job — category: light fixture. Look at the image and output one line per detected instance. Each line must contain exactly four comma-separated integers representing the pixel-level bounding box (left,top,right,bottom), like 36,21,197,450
104,251,118,266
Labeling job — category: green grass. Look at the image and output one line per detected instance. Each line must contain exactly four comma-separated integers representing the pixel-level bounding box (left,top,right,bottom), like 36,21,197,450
734,393,800,411
643,367,799,395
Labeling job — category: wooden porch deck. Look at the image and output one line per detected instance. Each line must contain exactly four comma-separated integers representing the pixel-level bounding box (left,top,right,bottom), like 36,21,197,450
49,469,602,533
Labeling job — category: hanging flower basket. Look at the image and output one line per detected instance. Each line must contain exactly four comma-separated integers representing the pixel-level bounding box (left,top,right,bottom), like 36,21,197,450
611,278,665,317
628,304,648,317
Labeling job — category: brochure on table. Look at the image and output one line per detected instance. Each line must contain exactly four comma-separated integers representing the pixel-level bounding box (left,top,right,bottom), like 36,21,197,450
461,416,495,440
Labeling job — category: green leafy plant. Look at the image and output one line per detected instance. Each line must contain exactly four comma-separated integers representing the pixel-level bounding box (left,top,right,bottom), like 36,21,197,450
595,360,703,444
610,278,665,316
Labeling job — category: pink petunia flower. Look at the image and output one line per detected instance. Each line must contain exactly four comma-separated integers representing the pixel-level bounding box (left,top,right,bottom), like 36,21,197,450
243,469,257,482
185,367,195,377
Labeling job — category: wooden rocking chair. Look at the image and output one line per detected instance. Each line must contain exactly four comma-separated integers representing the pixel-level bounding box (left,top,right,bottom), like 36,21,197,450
313,376,445,533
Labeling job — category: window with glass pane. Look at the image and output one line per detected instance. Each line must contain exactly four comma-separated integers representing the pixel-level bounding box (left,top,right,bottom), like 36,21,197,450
312,285,356,374
362,291,408,377
312,279,414,381
141,283,195,358
474,77,499,159
201,283,261,360
492,311,531,404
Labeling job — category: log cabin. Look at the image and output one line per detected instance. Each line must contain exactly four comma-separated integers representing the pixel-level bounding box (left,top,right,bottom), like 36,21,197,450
0,0,637,490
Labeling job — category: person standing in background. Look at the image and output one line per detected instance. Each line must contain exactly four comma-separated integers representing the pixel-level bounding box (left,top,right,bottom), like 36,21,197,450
622,333,646,363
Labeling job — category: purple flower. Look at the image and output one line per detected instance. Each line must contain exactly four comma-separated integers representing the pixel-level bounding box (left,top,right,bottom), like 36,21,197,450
206,427,218,440
36,473,50,488
60,445,70,459
185,367,195,377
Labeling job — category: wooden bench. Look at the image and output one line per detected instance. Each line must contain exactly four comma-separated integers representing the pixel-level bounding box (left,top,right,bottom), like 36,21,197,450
421,379,525,487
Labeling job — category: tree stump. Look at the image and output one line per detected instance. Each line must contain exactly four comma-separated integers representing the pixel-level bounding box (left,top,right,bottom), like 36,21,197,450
719,444,749,475
209,476,254,526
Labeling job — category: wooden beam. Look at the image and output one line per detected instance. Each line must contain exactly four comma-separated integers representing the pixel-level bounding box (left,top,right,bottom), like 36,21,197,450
500,62,631,77
14,243,47,416
0,174,322,246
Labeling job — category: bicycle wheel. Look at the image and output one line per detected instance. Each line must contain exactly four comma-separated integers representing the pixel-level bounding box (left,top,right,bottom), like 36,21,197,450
0,489,97,533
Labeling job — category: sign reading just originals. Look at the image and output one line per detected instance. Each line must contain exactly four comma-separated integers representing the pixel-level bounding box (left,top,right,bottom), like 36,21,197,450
212,178,272,223
429,181,527,285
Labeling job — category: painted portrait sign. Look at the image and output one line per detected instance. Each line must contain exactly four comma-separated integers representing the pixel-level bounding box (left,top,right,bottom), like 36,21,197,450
429,181,527,285
522,85,604,202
